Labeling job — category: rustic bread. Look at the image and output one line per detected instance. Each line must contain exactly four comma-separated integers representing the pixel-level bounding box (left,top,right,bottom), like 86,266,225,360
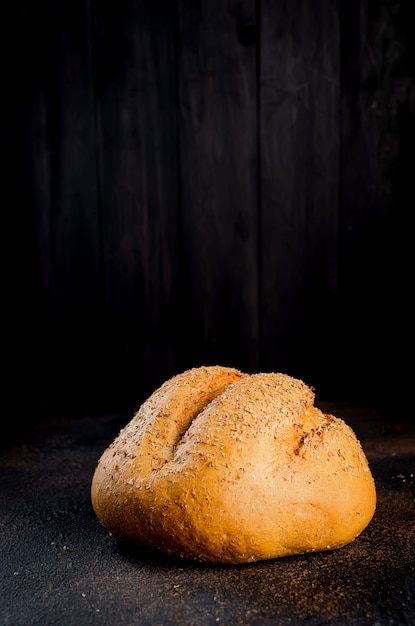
91,365,376,564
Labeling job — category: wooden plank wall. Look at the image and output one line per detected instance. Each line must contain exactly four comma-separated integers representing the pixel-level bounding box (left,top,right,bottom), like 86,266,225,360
5,0,414,414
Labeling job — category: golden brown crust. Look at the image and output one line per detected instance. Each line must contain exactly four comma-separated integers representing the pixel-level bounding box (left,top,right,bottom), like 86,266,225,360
91,366,376,563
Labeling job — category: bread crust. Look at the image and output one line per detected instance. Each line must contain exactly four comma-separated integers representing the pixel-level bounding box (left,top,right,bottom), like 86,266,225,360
91,366,376,563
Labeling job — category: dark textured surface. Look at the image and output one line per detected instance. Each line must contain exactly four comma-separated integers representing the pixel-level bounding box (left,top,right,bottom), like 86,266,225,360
1,404,414,625
6,0,415,410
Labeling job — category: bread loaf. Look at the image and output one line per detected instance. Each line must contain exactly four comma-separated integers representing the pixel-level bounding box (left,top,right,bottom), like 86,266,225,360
91,366,376,563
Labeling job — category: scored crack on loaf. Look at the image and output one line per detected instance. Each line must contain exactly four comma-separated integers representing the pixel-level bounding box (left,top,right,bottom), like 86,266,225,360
91,365,376,564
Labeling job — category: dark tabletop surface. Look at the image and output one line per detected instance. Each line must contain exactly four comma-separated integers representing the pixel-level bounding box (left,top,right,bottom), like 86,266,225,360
1,402,414,626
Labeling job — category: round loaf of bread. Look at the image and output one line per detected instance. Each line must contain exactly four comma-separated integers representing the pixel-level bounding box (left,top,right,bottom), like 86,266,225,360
91,365,376,564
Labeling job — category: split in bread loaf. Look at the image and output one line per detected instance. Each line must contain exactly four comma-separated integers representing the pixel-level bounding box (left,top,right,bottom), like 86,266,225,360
91,365,376,564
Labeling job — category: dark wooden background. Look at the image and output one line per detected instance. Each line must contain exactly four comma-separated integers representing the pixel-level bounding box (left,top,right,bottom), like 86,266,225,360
4,0,414,416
